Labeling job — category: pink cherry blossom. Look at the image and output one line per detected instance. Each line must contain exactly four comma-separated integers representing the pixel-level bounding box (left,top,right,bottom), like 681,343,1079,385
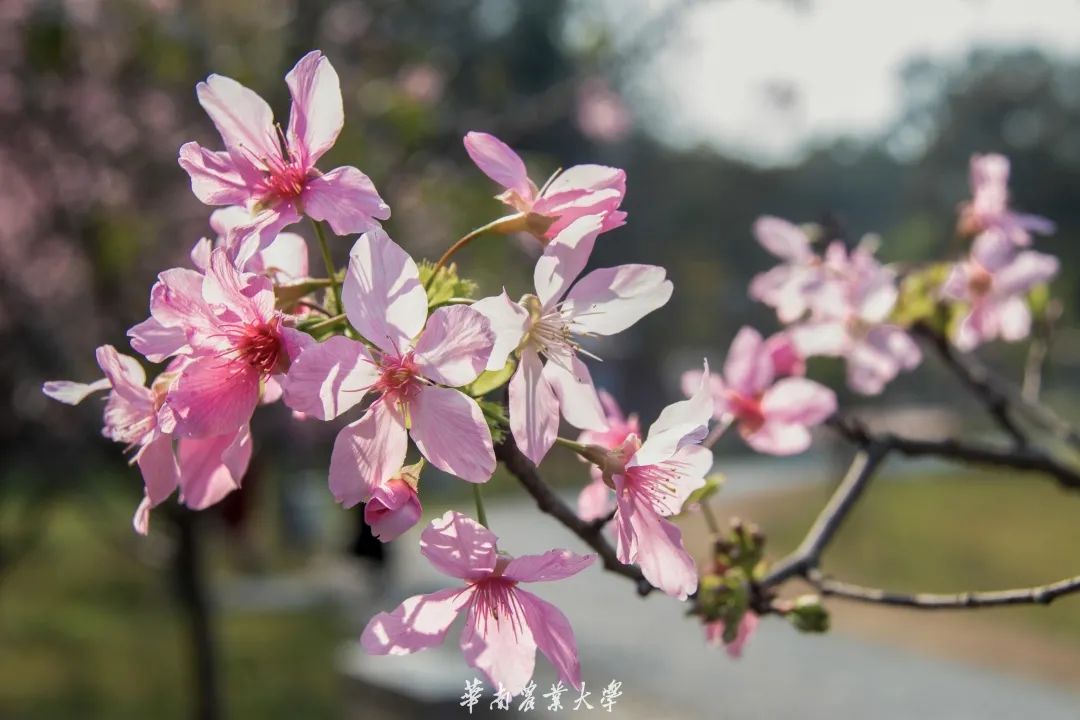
364,464,423,542
683,328,836,455
942,230,1059,351
705,611,759,658
749,216,829,323
281,229,496,506
594,364,715,600
958,154,1054,247
788,240,921,395
191,206,310,285
472,214,672,465
179,50,389,264
362,511,594,695
139,248,310,437
575,391,640,522
42,346,250,533
463,131,626,242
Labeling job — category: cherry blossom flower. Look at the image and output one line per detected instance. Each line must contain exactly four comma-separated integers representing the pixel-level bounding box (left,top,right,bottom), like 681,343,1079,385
362,511,594,695
749,216,829,323
140,248,310,437
192,206,310,285
682,327,835,456
281,229,496,505
576,391,640,522
364,462,423,542
790,240,921,395
942,230,1059,351
958,154,1054,247
472,214,672,465
464,131,626,243
43,346,250,534
705,611,759,658
179,50,389,264
582,364,714,600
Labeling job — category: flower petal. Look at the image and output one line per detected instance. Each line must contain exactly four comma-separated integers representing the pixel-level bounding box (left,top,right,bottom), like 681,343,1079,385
542,352,606,431
753,216,813,262
303,165,390,236
613,490,697,600
633,360,713,467
196,73,278,161
503,550,594,583
342,229,427,354
178,142,251,206
534,214,604,308
413,305,494,387
463,131,533,199
42,378,111,406
168,355,261,438
577,474,614,522
420,510,498,580
515,588,586,690
508,349,560,465
409,386,495,483
282,336,378,420
136,434,180,506
285,50,343,167
723,326,773,396
328,400,408,508
760,377,836,426
460,596,537,696
362,587,473,656
470,291,529,371
562,264,672,335
744,421,812,456
177,426,251,510
128,316,189,363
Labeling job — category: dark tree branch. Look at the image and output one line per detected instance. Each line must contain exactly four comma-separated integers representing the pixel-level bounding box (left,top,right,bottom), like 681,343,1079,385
173,510,223,720
494,436,654,596
807,570,1080,610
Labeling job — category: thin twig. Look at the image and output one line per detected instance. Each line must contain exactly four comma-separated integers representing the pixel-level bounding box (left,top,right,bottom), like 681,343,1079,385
494,437,654,596
806,569,1080,610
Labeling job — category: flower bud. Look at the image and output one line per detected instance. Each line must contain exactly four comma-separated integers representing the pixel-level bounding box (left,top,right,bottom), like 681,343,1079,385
788,595,829,633
365,477,422,542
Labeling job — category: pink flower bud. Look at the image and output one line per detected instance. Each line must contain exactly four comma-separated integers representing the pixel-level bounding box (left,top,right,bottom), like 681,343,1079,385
364,477,422,542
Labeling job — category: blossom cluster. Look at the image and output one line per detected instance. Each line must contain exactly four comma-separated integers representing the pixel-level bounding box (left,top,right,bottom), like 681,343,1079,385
45,51,1061,688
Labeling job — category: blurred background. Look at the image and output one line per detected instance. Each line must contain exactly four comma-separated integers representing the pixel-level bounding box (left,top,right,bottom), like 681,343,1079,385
3,0,1080,717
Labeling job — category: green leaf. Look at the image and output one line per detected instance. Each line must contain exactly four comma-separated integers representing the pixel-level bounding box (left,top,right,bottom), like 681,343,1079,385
274,278,333,311
476,399,509,444
682,472,725,511
419,260,478,308
890,262,952,330
465,358,517,397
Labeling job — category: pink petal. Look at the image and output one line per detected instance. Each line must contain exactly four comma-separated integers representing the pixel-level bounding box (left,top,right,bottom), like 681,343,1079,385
95,345,148,400
753,216,813,262
470,291,530,371
409,386,495,483
176,426,251,510
177,142,251,206
208,206,251,239
128,316,188,362
562,264,672,335
632,360,713,467
789,321,848,358
503,549,594,583
541,353,606,431
760,377,836,426
420,510,498,580
42,378,111,405
723,326,773,396
247,231,309,281
463,131,533,199
460,596,537,696
136,433,180,506
362,587,474,656
413,305,494,387
202,248,275,325
508,349,560,466
515,588,585,689
744,421,812,456
133,496,153,536
613,490,697,600
302,165,390,236
282,336,378,420
534,214,604,308
328,400,408,508
680,369,727,420
578,474,614,522
285,50,343,167
995,250,1059,297
150,268,211,333
997,296,1032,343
543,163,625,200
225,205,301,268
635,445,712,516
365,478,422,542
764,332,806,377
168,355,261,438
342,230,427,354
196,73,278,162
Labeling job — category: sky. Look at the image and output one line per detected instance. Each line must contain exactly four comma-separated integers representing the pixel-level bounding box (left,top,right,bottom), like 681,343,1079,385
576,0,1080,165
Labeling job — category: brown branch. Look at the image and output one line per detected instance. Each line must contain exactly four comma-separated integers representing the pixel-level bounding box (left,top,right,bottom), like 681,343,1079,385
494,436,654,596
760,445,889,587
829,416,1080,491
807,570,1080,610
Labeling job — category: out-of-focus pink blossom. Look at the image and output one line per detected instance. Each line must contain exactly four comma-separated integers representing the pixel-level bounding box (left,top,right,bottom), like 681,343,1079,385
958,154,1054,246
682,328,835,455
472,215,672,465
576,391,640,522
942,230,1059,351
749,216,827,323
705,611,759,658
764,331,805,377
281,229,496,505
179,50,389,264
592,364,714,600
42,345,250,534
362,511,594,694
463,131,627,243
575,77,631,144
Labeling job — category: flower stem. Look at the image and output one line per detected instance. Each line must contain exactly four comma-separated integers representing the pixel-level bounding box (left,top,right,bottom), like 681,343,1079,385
473,484,489,529
306,313,347,333
311,220,342,313
701,498,722,536
427,213,526,289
